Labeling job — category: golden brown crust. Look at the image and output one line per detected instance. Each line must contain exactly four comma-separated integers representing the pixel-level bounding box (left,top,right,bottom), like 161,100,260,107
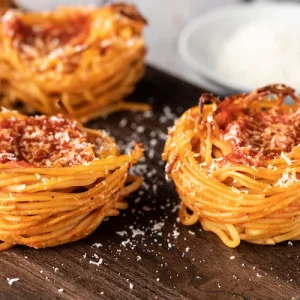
110,3,147,24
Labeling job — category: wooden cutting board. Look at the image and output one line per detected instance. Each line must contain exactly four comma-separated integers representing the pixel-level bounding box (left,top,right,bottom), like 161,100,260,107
0,66,299,300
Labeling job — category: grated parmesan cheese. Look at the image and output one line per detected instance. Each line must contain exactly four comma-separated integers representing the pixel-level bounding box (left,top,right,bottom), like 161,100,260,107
217,21,300,88
274,170,300,187
281,152,292,166
89,258,103,267
7,278,19,285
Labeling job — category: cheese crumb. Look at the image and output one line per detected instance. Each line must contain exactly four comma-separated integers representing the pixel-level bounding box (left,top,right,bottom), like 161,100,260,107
92,243,103,248
7,278,19,285
89,258,103,267
281,152,292,166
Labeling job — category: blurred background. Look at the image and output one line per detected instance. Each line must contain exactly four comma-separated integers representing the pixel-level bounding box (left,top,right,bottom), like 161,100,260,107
2,0,300,95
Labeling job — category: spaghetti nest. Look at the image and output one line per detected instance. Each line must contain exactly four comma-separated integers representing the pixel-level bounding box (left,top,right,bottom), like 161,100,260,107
163,84,300,248
0,109,143,251
0,4,149,122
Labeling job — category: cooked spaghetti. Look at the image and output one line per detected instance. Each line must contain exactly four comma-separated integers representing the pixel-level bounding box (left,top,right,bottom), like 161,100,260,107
163,84,300,247
0,109,143,250
0,4,149,122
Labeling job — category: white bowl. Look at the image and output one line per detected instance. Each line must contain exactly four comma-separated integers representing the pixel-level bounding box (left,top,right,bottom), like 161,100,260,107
178,2,300,93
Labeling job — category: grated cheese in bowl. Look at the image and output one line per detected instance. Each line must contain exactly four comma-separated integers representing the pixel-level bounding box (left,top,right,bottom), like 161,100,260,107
216,21,300,89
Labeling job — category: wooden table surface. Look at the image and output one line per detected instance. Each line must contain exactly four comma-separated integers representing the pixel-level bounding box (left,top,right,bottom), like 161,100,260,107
1,66,299,300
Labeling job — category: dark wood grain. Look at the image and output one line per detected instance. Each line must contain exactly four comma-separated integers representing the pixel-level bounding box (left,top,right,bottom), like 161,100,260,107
0,66,299,300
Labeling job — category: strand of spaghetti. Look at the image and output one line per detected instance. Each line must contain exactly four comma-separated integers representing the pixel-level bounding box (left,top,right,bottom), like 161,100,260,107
201,220,241,248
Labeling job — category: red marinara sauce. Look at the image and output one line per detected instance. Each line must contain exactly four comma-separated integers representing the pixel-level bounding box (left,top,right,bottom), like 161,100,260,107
0,114,96,167
220,108,300,166
2,10,90,56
